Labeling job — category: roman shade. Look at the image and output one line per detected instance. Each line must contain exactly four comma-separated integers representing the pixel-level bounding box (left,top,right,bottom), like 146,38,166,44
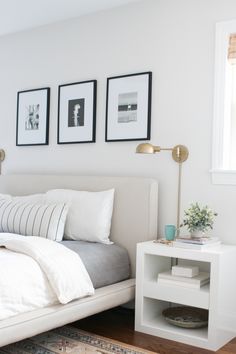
228,34,236,64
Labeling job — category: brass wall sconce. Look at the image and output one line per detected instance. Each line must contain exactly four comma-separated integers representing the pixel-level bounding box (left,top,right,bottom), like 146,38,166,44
0,149,5,175
136,143,189,236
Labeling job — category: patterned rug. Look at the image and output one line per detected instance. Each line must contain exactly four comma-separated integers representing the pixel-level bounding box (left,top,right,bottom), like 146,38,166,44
0,326,157,354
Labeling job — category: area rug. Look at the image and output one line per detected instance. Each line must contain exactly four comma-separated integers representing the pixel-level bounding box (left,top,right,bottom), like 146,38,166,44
0,326,157,354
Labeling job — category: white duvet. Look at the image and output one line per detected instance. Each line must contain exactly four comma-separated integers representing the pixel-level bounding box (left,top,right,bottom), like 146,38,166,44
0,233,94,321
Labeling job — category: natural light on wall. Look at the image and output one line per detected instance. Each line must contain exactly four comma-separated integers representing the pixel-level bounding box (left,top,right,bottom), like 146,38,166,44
212,20,236,184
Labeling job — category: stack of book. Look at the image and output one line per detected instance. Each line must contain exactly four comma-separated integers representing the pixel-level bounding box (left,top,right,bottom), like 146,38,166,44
172,236,221,249
157,265,210,289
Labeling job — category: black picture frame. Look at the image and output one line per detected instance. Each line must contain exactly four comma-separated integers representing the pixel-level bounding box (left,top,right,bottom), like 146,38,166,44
105,72,152,142
57,80,97,144
16,87,50,146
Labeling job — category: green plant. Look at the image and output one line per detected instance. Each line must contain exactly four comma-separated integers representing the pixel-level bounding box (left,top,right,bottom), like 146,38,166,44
180,203,217,233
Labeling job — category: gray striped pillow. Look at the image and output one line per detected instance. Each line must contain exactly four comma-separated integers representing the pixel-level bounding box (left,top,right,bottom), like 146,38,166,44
0,199,68,241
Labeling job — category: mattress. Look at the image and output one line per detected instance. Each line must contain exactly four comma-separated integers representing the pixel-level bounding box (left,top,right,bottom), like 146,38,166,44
61,240,130,289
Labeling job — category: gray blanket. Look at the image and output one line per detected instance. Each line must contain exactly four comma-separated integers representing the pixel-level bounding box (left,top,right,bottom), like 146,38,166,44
61,240,130,289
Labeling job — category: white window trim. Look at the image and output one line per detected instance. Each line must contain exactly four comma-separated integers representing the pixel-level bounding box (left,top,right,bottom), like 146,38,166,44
212,20,236,185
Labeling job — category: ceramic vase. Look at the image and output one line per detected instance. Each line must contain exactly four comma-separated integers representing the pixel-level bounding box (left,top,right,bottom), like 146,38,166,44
191,230,205,238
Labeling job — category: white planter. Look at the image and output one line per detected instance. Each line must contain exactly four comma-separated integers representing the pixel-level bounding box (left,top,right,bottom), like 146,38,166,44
191,230,205,238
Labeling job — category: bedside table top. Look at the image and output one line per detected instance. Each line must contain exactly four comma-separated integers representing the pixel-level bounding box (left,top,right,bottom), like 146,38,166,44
137,240,236,261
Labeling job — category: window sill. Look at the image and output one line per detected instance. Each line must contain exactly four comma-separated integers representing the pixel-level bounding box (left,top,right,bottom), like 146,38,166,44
211,169,236,185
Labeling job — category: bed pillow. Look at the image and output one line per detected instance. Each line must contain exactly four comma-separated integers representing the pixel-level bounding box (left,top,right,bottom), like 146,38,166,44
0,199,68,241
0,193,45,203
46,189,115,244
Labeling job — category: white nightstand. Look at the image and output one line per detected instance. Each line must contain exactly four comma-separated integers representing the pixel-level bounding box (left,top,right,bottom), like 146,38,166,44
135,241,236,351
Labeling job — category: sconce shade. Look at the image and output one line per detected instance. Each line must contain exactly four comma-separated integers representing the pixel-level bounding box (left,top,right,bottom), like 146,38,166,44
136,143,161,154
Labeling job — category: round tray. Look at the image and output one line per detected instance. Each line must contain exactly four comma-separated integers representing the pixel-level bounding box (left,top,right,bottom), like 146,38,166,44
162,306,208,329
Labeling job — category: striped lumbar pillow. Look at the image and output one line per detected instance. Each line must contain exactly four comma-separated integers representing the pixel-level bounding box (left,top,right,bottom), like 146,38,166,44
0,200,68,241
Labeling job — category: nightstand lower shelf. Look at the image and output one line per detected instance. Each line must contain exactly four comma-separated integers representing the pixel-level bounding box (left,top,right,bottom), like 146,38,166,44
143,280,209,309
137,314,209,348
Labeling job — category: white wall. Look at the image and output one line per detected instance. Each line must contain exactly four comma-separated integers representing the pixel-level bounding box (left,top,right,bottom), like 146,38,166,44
1,0,236,242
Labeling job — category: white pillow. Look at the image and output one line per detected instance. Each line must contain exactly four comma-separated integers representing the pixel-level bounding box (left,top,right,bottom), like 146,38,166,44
0,193,45,203
0,198,68,241
46,189,115,244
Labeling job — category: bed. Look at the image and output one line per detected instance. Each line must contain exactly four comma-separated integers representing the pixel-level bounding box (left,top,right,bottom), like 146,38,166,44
0,175,158,347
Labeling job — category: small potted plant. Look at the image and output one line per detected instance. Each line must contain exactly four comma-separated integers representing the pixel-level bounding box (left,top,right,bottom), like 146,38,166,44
180,203,217,238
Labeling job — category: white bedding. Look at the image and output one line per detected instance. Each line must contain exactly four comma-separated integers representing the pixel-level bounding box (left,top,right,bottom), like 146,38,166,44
0,233,94,321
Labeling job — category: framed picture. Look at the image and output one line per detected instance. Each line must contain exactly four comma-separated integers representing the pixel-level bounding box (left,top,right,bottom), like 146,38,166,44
105,72,152,142
58,80,97,144
16,87,50,146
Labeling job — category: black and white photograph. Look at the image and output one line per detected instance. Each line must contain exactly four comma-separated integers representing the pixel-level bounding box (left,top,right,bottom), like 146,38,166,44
16,88,50,146
25,104,40,130
118,92,138,124
105,72,152,142
58,80,96,144
68,98,85,127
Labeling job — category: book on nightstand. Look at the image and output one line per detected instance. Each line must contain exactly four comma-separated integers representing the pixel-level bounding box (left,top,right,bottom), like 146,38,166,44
172,236,221,250
157,270,210,289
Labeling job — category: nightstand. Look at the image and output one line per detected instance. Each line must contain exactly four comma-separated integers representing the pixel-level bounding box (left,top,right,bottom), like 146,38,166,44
135,241,236,351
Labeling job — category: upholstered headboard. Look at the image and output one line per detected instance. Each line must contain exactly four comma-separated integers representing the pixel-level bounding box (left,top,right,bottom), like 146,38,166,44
0,175,158,276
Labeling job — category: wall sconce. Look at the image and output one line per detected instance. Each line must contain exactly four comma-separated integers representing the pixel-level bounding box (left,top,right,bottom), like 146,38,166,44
136,143,189,236
0,149,5,175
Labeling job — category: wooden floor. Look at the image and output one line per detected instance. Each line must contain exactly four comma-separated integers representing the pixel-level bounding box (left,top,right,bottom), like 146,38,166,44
74,307,236,354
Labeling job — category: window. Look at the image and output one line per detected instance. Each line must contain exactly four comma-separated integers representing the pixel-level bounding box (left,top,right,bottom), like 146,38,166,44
212,20,236,184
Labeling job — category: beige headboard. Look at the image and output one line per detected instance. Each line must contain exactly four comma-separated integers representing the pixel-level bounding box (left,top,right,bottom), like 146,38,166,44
0,175,158,276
